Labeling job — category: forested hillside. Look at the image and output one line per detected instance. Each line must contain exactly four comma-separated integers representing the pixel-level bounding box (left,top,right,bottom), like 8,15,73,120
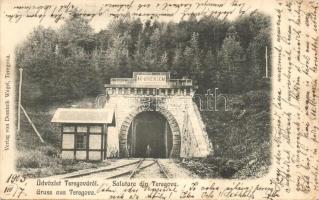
16,13,271,105
15,13,272,178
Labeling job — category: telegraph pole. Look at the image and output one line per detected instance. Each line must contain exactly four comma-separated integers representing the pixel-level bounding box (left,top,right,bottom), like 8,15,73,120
265,46,268,78
17,68,23,133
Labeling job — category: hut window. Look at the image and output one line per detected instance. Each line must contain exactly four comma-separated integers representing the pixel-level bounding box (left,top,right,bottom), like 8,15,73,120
63,125,75,133
75,134,87,149
90,126,102,133
77,126,87,133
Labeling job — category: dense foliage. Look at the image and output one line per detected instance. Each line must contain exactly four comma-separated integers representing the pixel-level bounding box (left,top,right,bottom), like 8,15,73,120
16,13,271,104
16,13,272,178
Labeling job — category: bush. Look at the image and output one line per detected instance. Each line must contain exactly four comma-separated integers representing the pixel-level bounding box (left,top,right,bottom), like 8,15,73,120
16,145,61,169
16,147,105,178
243,90,270,110
192,90,271,178
17,150,51,168
37,145,59,157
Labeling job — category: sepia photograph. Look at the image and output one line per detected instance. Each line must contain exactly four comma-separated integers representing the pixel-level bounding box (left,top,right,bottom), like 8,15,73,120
15,9,271,180
1,0,318,199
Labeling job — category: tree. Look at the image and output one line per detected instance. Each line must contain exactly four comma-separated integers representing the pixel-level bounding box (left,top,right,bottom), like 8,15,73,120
172,46,185,76
235,12,271,49
218,26,244,93
15,26,59,104
183,32,203,88
159,51,169,71
132,34,146,71
103,32,131,79
246,26,271,88
203,49,218,89
57,15,100,99
16,12,272,105
143,28,161,71
59,15,95,56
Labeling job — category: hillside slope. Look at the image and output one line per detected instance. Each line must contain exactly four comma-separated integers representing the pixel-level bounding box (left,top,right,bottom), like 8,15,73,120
181,89,271,178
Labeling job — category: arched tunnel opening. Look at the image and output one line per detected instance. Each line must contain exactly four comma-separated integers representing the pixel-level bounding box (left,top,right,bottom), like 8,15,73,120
127,111,173,158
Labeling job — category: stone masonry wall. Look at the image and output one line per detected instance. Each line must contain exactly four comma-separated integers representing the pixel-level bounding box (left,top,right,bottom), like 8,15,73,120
104,94,212,158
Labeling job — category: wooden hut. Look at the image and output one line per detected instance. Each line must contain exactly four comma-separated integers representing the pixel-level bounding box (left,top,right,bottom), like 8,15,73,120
51,108,115,161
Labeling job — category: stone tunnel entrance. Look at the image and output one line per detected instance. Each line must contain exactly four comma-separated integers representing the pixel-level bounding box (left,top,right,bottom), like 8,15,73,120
107,72,211,158
127,111,173,158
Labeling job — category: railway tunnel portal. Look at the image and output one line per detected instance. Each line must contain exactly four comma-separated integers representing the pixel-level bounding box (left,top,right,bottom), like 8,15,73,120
104,72,213,158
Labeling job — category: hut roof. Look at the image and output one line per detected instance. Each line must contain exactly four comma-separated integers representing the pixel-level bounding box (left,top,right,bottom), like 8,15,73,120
51,108,114,124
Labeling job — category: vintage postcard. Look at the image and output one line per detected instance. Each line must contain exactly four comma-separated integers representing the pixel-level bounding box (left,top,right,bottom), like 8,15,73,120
0,0,318,199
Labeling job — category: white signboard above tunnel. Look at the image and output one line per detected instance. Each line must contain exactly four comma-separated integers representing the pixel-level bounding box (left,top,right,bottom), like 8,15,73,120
107,72,193,89
133,72,169,86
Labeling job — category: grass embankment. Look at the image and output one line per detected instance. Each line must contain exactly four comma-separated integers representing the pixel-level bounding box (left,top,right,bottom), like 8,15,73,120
180,90,271,179
16,98,109,178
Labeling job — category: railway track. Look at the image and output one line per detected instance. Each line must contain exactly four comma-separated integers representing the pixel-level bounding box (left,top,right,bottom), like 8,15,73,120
60,159,170,179
106,159,170,179
61,159,141,179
